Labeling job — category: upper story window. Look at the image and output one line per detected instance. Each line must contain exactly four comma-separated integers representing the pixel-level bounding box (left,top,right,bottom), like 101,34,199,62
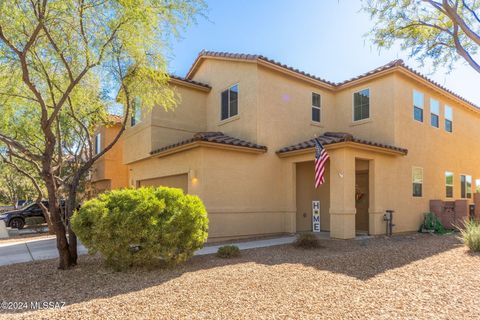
131,97,142,126
95,133,101,155
476,179,480,193
221,84,238,121
353,89,370,121
430,99,439,128
312,93,321,122
445,105,453,133
412,166,423,197
460,174,472,198
445,171,453,198
413,90,424,122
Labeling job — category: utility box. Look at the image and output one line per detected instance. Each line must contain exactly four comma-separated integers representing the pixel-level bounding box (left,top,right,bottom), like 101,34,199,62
429,199,468,229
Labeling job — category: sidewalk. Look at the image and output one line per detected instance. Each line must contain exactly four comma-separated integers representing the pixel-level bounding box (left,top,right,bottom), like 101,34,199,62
0,235,298,267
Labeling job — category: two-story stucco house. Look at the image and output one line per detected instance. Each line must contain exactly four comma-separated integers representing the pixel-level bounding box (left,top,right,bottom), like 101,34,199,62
92,50,480,241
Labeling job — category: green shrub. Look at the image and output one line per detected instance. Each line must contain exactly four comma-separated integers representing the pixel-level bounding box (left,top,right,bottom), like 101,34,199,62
71,187,209,270
216,245,240,258
419,212,446,234
294,233,322,249
459,219,480,252
25,217,46,233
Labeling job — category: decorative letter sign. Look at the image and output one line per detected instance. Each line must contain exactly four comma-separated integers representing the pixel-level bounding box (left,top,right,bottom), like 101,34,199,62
312,201,320,232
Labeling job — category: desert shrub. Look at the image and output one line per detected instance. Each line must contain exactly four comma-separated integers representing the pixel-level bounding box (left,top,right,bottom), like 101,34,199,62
294,233,322,249
459,219,480,252
419,212,446,234
216,245,240,258
71,187,209,270
25,217,46,233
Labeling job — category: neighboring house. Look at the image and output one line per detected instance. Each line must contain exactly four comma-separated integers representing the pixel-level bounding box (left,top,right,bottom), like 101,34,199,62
95,50,480,241
90,115,129,195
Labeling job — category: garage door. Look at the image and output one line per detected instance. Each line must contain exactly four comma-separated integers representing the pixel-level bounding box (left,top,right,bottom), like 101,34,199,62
137,174,188,193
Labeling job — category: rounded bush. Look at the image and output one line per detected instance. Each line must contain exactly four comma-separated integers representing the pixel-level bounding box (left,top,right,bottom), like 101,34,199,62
71,187,208,269
216,245,240,258
294,233,322,249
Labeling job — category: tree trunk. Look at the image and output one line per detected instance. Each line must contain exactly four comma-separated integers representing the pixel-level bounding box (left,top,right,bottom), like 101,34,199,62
66,184,78,265
43,172,74,269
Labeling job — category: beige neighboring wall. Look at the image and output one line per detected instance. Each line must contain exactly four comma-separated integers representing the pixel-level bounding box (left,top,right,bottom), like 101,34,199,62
91,124,129,193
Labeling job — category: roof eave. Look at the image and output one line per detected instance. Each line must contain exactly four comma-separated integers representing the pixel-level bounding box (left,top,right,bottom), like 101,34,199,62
257,59,336,91
276,141,407,158
169,77,211,92
151,141,267,158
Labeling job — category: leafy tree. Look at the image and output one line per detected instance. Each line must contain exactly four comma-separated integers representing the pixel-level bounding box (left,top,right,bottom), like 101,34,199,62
0,0,205,269
363,0,480,73
0,161,42,206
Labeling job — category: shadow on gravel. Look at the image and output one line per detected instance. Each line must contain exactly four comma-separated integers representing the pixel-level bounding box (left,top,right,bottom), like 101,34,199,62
0,233,463,315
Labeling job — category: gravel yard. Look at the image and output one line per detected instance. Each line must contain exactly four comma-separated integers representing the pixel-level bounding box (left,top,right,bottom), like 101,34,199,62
0,233,479,319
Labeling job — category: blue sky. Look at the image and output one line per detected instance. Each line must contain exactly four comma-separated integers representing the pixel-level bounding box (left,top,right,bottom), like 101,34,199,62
166,0,479,105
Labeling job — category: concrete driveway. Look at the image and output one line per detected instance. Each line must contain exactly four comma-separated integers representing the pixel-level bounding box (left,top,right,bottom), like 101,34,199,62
0,235,298,267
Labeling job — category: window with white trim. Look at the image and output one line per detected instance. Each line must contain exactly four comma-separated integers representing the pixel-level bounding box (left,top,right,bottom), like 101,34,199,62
312,93,321,122
353,89,370,121
221,84,238,120
412,167,423,197
95,133,101,155
413,90,424,122
476,179,480,193
131,97,142,126
445,171,453,198
430,99,439,128
445,105,453,132
460,174,472,198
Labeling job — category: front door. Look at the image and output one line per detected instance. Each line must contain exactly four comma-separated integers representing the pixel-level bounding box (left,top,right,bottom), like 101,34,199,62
355,171,369,233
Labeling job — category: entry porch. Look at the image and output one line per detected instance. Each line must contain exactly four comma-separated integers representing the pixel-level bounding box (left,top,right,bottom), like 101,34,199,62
277,132,408,239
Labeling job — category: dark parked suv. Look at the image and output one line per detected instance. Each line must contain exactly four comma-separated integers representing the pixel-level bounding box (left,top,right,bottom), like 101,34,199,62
0,201,63,229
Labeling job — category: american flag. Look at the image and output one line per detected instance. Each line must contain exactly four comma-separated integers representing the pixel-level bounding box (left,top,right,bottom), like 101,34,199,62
314,138,329,188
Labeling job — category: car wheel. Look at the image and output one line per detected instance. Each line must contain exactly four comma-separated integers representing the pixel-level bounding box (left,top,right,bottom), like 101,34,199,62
9,218,25,230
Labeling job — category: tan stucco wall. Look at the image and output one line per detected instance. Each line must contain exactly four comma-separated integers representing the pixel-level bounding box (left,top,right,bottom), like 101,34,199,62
123,84,208,164
193,59,259,144
113,55,480,241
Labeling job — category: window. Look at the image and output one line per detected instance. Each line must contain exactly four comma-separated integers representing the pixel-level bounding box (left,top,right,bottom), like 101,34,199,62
413,90,424,122
221,84,238,120
131,97,142,126
353,89,370,121
476,179,480,193
445,171,454,198
412,167,423,197
312,93,321,122
461,175,472,198
95,133,101,155
430,99,439,128
445,105,453,132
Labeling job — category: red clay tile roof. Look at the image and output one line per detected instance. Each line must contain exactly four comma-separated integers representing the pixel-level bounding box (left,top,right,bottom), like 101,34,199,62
107,114,123,124
276,132,408,155
169,74,211,89
188,50,479,110
150,132,267,155
188,50,336,87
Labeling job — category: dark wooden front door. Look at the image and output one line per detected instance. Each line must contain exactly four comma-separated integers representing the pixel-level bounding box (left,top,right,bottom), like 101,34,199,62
355,171,369,233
